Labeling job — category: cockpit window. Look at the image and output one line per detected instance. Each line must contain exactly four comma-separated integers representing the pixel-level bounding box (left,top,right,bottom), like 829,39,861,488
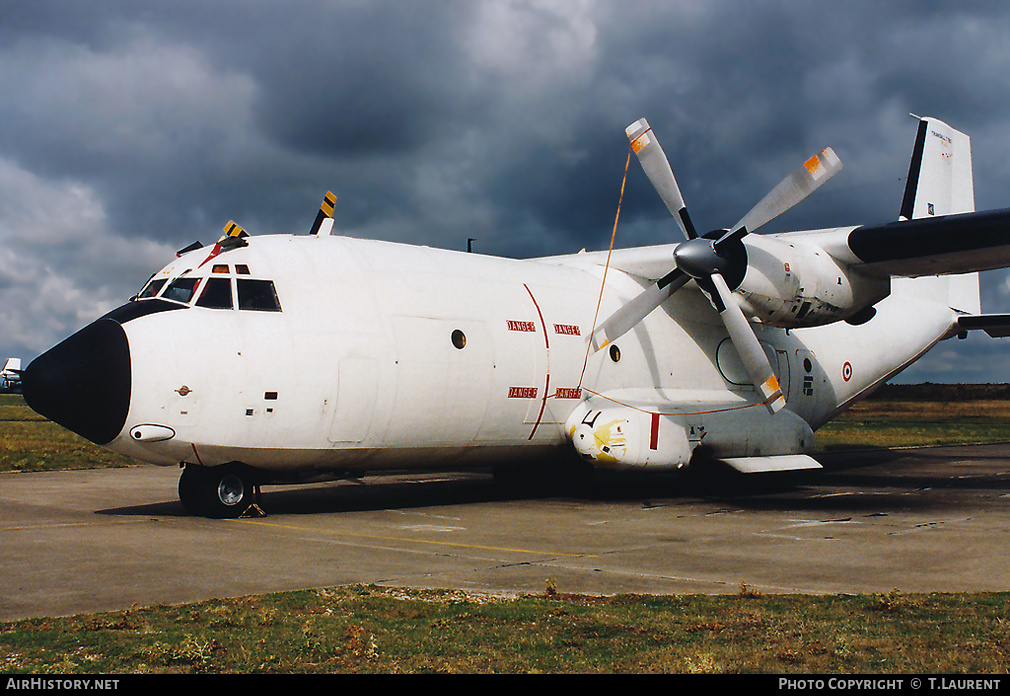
162,277,200,304
139,265,279,312
195,277,234,309
138,278,167,299
237,279,282,311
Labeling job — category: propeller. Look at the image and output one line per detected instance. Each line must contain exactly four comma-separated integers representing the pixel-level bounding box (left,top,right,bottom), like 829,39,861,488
198,220,249,267
309,191,337,236
592,118,842,413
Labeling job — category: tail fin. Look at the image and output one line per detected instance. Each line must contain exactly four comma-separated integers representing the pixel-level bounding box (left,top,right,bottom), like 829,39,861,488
898,115,979,314
899,115,975,220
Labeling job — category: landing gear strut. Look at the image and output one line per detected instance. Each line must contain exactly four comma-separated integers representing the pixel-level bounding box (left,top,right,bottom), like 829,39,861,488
178,462,259,518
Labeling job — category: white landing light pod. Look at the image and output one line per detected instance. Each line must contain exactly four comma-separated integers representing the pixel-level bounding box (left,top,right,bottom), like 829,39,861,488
566,392,815,471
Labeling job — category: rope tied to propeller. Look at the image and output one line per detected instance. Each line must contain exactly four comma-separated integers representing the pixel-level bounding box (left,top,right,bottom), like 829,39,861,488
579,143,632,390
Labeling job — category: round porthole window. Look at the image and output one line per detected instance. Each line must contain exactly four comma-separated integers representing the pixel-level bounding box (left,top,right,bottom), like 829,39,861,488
609,344,621,363
451,329,467,349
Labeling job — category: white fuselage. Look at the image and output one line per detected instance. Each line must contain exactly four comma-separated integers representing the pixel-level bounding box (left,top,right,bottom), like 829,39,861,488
104,231,962,476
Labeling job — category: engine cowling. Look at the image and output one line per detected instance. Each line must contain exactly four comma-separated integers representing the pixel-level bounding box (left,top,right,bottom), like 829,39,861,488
734,232,889,328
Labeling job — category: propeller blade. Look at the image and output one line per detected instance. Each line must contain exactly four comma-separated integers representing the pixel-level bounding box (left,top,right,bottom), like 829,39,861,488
221,220,248,244
309,190,337,236
626,118,698,239
199,221,248,267
732,147,842,234
707,273,786,413
591,269,689,351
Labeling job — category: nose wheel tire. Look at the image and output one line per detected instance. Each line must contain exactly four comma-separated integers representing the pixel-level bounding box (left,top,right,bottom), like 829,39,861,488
179,463,257,518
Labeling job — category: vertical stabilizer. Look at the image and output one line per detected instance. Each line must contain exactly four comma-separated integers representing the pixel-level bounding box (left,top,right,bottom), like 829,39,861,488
900,115,975,220
898,115,979,314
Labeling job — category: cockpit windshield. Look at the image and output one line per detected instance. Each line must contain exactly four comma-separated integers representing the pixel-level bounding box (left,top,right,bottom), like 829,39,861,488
195,277,233,309
162,277,200,304
136,265,281,312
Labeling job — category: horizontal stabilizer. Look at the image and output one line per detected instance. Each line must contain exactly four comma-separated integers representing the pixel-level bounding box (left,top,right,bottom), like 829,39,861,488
957,314,1010,338
720,454,822,474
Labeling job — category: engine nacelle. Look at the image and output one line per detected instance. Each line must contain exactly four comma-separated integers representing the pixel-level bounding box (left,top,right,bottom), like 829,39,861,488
566,393,815,471
735,232,889,328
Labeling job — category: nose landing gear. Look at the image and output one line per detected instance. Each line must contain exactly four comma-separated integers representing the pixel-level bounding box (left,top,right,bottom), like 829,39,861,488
178,462,261,518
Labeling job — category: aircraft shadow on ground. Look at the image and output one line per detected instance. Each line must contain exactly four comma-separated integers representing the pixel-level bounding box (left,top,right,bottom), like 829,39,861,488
96,446,1009,519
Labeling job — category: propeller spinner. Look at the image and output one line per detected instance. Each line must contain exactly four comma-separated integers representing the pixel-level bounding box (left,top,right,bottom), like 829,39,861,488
592,118,842,413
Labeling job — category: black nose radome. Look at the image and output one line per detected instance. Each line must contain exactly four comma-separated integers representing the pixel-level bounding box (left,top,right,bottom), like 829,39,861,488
22,318,131,446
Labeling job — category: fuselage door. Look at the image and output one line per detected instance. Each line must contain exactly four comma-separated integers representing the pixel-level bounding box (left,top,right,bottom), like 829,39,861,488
385,316,494,446
328,357,377,443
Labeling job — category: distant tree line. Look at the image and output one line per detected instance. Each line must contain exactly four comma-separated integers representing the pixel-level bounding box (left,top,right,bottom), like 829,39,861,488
872,383,1010,401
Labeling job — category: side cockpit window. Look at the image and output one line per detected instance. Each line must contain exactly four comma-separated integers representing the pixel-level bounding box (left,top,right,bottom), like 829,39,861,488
237,279,282,312
137,278,167,299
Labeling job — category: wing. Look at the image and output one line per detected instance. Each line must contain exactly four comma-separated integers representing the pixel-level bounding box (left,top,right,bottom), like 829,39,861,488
840,208,1010,278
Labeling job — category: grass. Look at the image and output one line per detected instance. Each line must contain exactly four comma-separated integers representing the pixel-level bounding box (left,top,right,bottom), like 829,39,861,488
2,585,1008,674
0,395,134,472
815,398,1010,451
3,388,1010,674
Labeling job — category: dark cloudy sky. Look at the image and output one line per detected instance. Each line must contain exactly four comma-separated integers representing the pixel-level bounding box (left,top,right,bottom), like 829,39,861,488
4,0,1010,383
